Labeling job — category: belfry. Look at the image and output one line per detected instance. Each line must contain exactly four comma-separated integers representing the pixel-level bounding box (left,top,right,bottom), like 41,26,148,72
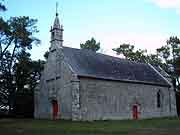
50,4,63,50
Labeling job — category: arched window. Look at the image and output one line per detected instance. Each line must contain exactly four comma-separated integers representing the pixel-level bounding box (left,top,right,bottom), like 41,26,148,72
157,90,162,108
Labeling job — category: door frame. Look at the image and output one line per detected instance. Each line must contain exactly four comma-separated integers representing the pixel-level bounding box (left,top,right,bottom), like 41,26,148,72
52,100,59,120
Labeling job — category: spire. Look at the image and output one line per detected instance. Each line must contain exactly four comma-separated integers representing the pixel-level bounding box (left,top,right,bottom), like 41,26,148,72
56,2,58,16
53,2,60,29
50,2,64,48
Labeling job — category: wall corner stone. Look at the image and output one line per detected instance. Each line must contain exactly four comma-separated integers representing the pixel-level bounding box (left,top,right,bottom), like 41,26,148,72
71,74,81,121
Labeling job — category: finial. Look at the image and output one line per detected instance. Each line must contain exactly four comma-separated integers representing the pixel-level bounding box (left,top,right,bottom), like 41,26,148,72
56,2,58,16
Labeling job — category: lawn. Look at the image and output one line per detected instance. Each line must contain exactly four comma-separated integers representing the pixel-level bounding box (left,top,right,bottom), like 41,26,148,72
0,117,180,135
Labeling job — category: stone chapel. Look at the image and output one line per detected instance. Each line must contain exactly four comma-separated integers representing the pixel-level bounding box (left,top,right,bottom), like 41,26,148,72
34,12,177,121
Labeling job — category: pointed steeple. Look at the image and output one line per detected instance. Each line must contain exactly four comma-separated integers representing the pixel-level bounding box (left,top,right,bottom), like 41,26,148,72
50,2,64,49
53,14,60,29
53,2,60,29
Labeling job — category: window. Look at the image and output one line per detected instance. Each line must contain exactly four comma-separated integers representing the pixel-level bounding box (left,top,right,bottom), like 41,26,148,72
157,90,162,108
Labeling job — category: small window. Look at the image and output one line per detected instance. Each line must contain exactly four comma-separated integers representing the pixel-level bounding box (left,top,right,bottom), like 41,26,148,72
157,92,160,108
157,90,162,108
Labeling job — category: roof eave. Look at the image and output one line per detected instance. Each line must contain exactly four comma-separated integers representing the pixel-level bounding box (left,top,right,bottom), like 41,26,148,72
78,74,171,88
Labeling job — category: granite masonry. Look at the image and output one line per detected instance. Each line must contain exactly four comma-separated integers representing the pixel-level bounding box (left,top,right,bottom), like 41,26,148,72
34,13,177,121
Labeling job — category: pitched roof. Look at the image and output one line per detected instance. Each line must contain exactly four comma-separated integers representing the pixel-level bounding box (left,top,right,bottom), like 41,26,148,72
63,47,170,87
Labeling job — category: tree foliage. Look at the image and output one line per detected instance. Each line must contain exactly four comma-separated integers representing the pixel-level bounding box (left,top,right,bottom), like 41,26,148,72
0,0,6,11
157,36,180,89
112,43,161,64
14,50,44,94
0,16,41,114
80,37,100,52
0,16,40,60
0,1,43,116
112,43,134,58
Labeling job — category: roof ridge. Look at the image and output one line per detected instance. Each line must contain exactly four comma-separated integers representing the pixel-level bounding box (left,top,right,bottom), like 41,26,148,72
63,46,148,66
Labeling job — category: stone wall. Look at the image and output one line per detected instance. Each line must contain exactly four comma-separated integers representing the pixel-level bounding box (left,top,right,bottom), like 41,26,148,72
57,60,73,119
79,78,177,121
34,72,52,119
34,49,74,120
34,47,60,119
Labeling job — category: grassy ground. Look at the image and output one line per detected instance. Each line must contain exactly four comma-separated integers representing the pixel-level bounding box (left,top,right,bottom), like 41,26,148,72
0,117,180,135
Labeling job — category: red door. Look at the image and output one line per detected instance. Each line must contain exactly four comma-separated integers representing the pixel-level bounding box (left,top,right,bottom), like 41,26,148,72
52,100,58,120
132,105,138,120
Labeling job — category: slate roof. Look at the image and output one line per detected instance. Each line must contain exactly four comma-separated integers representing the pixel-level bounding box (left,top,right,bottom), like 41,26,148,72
63,47,170,87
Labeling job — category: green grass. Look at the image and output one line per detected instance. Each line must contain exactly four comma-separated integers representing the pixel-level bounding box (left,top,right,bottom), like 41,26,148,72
0,117,180,135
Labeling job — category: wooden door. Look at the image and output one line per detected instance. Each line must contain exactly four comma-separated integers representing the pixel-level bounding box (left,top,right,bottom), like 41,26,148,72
52,100,58,120
132,105,138,120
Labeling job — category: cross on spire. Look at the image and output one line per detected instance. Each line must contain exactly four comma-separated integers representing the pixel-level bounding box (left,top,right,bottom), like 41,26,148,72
56,2,58,16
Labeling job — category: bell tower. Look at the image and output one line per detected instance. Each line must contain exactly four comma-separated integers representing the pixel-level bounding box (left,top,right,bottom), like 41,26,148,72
50,3,63,50
46,3,64,102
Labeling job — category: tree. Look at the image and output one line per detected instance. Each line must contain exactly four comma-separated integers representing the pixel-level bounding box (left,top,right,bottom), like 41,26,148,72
0,16,40,114
146,54,163,66
12,50,44,117
112,43,163,69
14,50,44,94
80,37,100,52
0,49,44,115
112,43,134,58
157,36,180,90
0,0,6,11
163,37,180,115
0,51,12,109
0,16,40,61
113,43,163,66
112,43,149,63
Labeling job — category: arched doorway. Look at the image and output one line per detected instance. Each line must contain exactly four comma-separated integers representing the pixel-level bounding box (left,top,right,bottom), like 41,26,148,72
51,100,59,120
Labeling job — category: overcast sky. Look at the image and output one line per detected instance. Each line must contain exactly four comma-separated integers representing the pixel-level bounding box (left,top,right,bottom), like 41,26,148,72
1,0,180,60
